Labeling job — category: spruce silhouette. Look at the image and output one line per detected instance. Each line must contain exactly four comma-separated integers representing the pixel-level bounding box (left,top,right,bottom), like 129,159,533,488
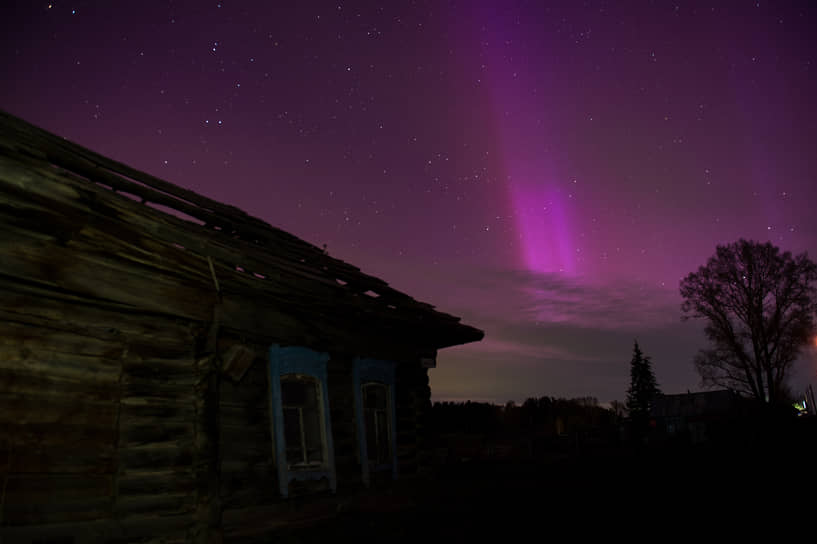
626,341,660,441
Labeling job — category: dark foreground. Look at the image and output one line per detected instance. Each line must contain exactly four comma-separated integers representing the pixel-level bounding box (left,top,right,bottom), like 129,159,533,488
272,428,815,542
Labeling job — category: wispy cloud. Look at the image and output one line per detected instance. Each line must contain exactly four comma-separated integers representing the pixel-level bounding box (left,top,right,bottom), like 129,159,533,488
392,263,706,403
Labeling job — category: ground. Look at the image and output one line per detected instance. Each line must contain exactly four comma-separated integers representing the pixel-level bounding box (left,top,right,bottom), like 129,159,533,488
272,431,813,542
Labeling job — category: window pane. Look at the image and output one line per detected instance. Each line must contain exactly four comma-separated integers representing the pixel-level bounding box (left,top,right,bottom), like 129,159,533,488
282,376,324,467
281,379,307,406
375,410,390,463
364,384,387,409
363,383,390,464
283,407,303,464
303,399,324,464
365,409,377,462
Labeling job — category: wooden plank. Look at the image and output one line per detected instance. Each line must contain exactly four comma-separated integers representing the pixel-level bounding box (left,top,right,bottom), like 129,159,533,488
119,441,195,470
0,393,117,427
120,380,196,402
119,399,196,422
1,445,115,474
0,367,119,402
2,497,112,525
118,421,194,448
2,474,114,525
0,279,195,352
2,420,117,450
0,518,124,543
121,357,196,383
0,320,127,359
117,469,196,496
0,237,214,320
114,493,195,516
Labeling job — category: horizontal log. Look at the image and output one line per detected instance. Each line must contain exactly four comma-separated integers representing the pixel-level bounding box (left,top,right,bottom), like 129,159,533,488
122,358,196,384
118,421,194,448
120,381,196,403
0,320,127,359
0,392,117,427
0,281,195,354
113,513,192,540
2,497,112,526
0,367,119,402
119,441,194,470
119,398,195,421
114,493,195,516
0,518,125,543
0,235,214,321
0,447,115,473
2,421,117,450
3,474,113,501
117,469,196,496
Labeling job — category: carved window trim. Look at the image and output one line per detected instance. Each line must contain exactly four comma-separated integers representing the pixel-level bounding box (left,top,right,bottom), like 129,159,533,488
353,357,398,485
269,345,336,498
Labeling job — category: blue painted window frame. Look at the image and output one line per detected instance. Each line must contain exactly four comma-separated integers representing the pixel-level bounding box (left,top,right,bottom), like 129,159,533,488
269,345,336,498
353,357,398,485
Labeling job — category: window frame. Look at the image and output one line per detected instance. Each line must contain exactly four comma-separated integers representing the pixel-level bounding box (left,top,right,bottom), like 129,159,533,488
269,345,336,498
362,382,392,467
353,357,398,485
280,374,325,468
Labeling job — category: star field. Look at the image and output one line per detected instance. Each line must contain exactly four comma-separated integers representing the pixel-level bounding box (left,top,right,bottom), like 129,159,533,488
2,0,816,404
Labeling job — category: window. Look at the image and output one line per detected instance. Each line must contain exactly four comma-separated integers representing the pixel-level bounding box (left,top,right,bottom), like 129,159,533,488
353,357,398,484
269,345,336,498
362,383,391,465
281,376,324,468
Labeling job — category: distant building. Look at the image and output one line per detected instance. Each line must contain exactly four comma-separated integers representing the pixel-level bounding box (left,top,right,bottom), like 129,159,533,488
650,390,746,444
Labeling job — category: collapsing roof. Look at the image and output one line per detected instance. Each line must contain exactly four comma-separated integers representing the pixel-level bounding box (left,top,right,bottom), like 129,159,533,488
0,110,483,361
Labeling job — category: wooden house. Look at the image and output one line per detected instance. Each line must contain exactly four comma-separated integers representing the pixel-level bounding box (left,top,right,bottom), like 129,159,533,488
0,110,483,543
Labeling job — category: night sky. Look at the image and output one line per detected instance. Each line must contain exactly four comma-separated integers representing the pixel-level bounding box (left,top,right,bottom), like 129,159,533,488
2,1,816,405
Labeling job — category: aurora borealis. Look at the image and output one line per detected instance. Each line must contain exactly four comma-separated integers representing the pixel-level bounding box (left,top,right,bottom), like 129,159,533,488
2,1,816,404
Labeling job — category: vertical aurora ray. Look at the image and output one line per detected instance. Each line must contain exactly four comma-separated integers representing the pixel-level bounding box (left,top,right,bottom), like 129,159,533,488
465,4,577,276
509,179,575,275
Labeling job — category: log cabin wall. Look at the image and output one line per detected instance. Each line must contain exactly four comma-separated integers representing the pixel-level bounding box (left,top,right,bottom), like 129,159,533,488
394,364,434,478
0,110,483,542
217,353,277,542
0,283,208,542
326,354,362,490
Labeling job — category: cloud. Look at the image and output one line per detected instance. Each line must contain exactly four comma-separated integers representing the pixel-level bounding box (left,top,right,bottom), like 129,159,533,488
434,266,683,332
357,258,706,402
406,264,706,403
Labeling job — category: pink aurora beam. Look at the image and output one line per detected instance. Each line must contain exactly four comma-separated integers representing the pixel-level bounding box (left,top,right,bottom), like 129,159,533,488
473,7,577,275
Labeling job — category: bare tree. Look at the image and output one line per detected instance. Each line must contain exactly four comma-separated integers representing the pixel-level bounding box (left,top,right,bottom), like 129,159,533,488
680,239,817,404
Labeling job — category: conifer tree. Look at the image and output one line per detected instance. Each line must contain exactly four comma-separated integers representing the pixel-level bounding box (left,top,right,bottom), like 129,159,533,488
626,341,660,439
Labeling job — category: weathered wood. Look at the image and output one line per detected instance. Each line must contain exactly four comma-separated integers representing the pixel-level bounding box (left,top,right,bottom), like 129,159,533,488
114,493,195,516
119,421,194,447
0,109,485,541
0,281,195,354
118,441,195,470
117,469,196,496
118,398,196,421
0,128,483,348
190,354,222,543
0,452,115,476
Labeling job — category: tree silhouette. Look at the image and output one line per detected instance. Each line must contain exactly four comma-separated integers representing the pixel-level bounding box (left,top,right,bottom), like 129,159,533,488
626,341,660,439
680,239,817,405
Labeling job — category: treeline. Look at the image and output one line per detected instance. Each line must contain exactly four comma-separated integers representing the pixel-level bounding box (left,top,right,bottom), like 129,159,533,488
429,396,620,445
